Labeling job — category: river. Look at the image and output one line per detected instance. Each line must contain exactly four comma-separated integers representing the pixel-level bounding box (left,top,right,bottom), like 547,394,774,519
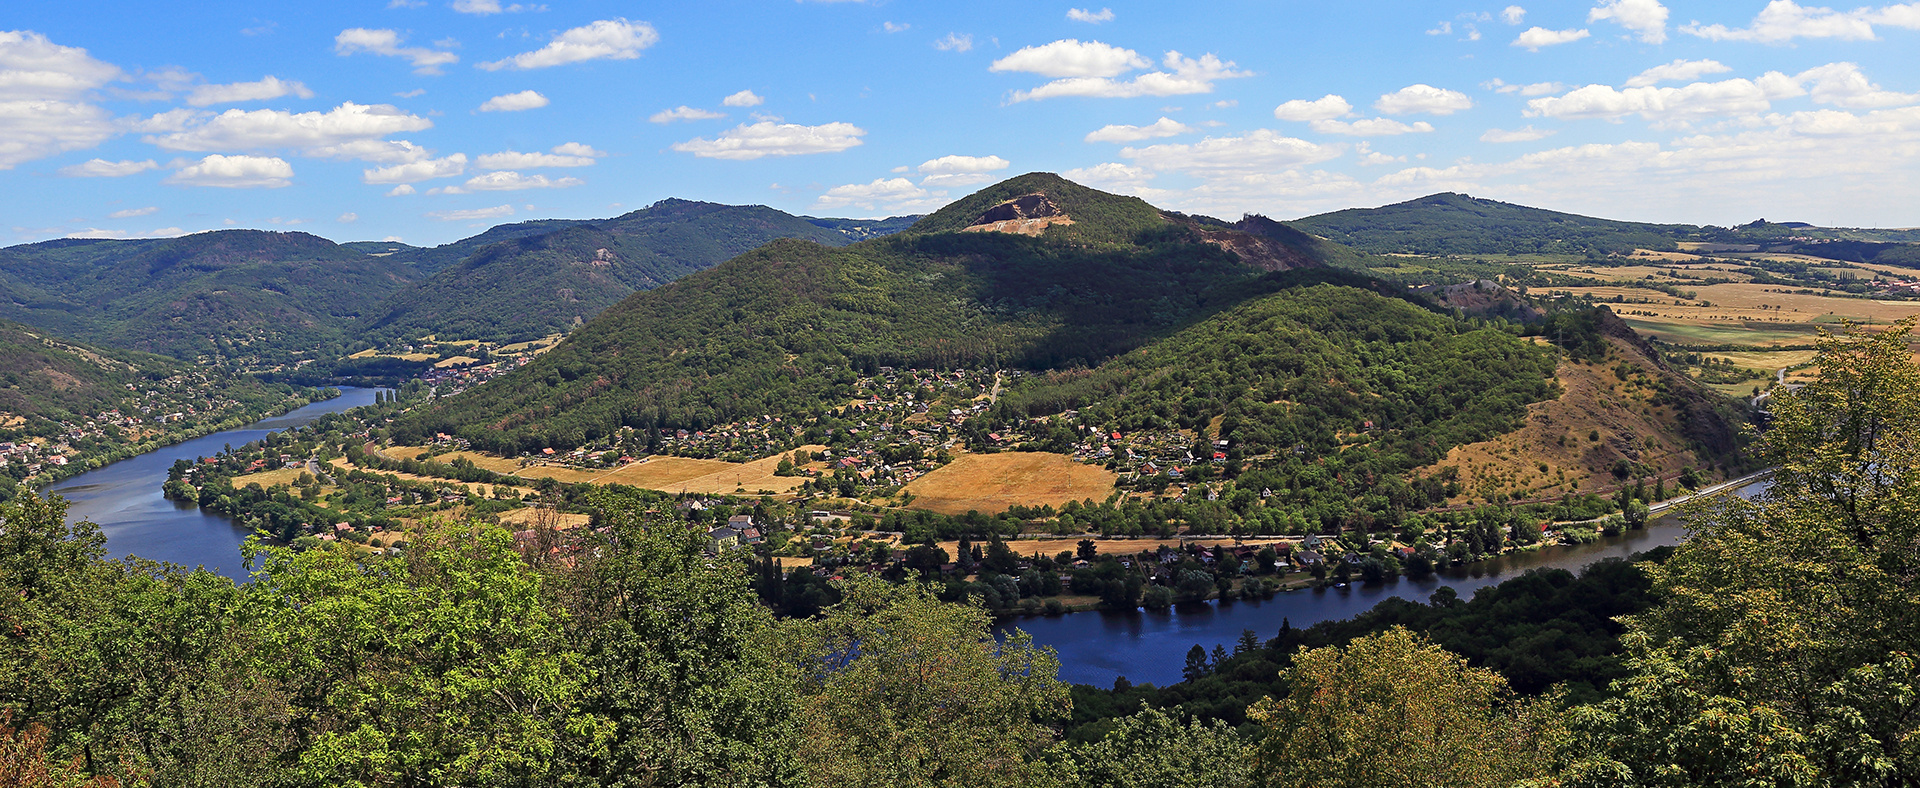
41,391,1755,686
1002,479,1766,688
42,387,385,580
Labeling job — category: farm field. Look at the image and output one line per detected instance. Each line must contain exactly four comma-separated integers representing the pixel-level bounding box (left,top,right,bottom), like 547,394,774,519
381,443,825,496
902,452,1118,515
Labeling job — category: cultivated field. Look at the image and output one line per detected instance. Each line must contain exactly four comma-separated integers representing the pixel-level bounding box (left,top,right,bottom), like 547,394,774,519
381,443,825,496
902,452,1117,515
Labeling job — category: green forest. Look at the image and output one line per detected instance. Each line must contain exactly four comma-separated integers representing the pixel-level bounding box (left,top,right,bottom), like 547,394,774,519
3,320,1915,787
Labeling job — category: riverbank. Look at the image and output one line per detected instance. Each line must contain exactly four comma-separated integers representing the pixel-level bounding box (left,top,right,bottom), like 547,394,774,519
28,387,339,490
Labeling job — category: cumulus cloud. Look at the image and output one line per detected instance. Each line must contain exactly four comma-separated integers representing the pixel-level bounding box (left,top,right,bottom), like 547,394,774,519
1798,62,1920,108
1526,74,1805,121
1085,117,1194,142
58,158,158,177
1061,162,1156,192
475,144,600,169
306,139,435,163
479,90,549,112
917,154,1010,187
452,0,544,14
1481,125,1557,142
1068,7,1115,23
143,102,433,156
1513,26,1591,49
722,89,764,107
1120,129,1341,175
1273,94,1353,121
1625,59,1731,88
108,206,158,219
934,33,973,52
387,184,416,196
361,153,466,184
165,154,293,188
435,171,582,193
1310,118,1435,136
0,31,123,169
479,18,658,70
1502,5,1527,24
649,105,725,123
334,28,458,74
1487,78,1568,96
1589,0,1670,43
1376,84,1473,115
338,212,358,223
186,76,314,107
813,177,941,213
1681,0,1887,42
670,121,865,159
991,39,1149,78
1003,49,1251,102
428,204,514,221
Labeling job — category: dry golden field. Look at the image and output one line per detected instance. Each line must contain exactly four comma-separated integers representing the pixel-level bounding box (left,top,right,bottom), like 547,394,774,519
902,451,1117,515
381,443,825,496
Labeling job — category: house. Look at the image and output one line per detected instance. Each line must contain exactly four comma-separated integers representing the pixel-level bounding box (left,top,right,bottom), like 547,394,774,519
1296,550,1326,567
706,526,742,552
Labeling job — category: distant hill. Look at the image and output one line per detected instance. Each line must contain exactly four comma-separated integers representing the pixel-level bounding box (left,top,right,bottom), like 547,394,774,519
0,230,419,367
394,174,1415,453
803,215,923,241
1292,193,1696,256
358,199,875,344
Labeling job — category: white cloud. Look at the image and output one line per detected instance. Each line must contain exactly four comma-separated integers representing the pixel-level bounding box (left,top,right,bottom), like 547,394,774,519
722,89,764,107
64,228,127,239
1798,62,1920,108
1502,6,1527,24
650,105,725,123
1376,84,1473,115
338,212,358,223
670,121,866,159
479,18,658,70
1681,0,1882,42
0,31,123,169
813,177,944,213
1310,118,1435,136
551,142,605,158
58,159,158,177
452,0,543,13
935,33,974,52
475,146,599,168
1005,50,1251,102
1513,26,1592,50
1526,74,1806,121
428,204,514,221
1427,22,1453,35
1488,78,1569,96
991,39,1149,78
1061,162,1156,192
1273,94,1352,121
186,76,314,107
1481,125,1557,142
362,153,466,184
1355,142,1406,166
1085,117,1194,142
1625,59,1731,88
143,102,434,155
916,154,1010,188
1068,7,1115,23
436,171,582,192
883,22,910,33
478,90,549,112
108,206,158,219
387,184,416,196
334,28,458,74
1589,0,1670,43
306,139,435,163
1120,129,1342,175
165,154,293,188
395,88,427,98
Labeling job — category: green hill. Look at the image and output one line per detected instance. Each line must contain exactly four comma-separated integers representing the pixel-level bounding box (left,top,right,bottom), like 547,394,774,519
0,231,419,367
357,199,885,344
392,175,1416,453
1292,192,1694,255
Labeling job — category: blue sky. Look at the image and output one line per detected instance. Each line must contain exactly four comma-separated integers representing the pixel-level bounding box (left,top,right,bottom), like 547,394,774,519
5,0,1919,246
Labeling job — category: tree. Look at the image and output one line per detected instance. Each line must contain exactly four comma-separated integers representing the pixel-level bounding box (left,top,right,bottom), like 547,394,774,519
1560,319,1920,787
1248,627,1562,788
786,577,1069,788
1063,706,1252,788
1183,645,1211,682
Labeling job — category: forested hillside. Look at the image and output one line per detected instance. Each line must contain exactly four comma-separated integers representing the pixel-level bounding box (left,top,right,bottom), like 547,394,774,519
0,231,418,367
394,174,1358,453
1292,192,1693,255
353,199,880,344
